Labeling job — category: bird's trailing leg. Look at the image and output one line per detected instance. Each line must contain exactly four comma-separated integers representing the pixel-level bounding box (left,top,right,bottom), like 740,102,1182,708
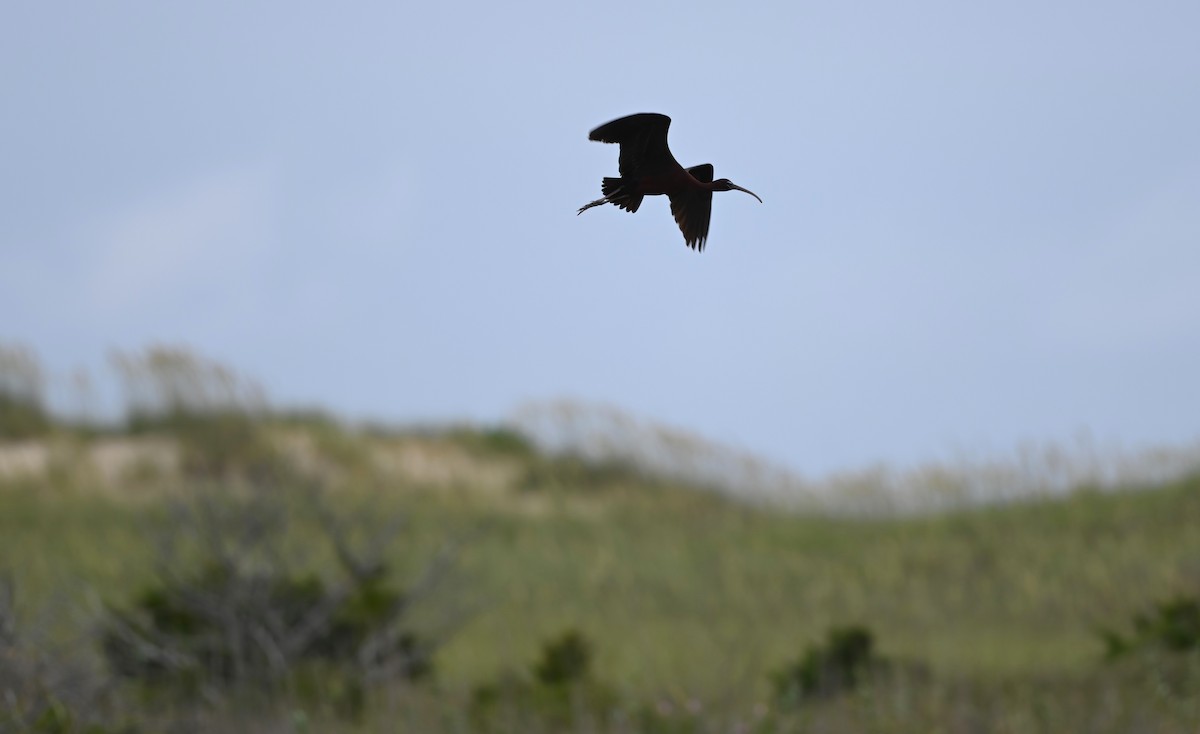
578,177,644,215
577,196,608,215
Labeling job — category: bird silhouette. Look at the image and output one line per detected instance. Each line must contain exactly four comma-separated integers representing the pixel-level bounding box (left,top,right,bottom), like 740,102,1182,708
578,113,761,251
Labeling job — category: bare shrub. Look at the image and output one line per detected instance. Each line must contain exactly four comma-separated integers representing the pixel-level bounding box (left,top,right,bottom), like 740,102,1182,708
0,574,120,732
99,480,469,716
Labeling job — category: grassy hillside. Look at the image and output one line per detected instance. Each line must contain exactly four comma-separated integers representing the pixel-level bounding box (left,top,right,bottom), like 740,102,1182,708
3,408,1200,731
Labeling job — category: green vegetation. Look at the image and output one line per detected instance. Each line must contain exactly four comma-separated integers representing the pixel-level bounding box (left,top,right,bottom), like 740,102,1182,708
100,489,439,710
771,625,885,704
1103,593,1200,660
532,629,593,688
2,346,1200,730
0,393,51,441
0,345,50,440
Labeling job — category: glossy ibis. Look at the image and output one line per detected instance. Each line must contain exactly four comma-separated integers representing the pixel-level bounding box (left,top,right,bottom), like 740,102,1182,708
578,113,761,251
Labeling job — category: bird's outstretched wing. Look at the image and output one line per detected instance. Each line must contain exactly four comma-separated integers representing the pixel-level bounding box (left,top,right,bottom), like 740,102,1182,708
588,113,679,178
669,164,715,251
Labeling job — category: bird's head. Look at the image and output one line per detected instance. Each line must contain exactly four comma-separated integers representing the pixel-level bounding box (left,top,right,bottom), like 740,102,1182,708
713,179,763,203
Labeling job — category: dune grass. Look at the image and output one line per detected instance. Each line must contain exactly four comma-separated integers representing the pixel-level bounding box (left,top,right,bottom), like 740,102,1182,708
4,456,1199,699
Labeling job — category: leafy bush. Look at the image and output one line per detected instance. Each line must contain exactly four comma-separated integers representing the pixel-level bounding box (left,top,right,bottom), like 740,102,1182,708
771,625,881,704
470,630,614,730
533,629,592,687
1102,593,1200,660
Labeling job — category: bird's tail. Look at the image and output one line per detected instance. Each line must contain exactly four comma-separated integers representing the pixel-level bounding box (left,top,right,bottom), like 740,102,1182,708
577,178,643,215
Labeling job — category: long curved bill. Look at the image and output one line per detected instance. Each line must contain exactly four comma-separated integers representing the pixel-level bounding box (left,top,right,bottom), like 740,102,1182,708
730,184,763,203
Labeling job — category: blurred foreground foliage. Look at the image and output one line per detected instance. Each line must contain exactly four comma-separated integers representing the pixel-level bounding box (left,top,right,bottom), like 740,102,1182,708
3,344,1200,731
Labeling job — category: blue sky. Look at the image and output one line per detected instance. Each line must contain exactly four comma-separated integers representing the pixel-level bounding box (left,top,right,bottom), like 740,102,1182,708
3,1,1198,476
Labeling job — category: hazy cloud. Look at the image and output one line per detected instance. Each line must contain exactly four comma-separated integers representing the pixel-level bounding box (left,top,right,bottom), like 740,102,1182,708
83,165,278,317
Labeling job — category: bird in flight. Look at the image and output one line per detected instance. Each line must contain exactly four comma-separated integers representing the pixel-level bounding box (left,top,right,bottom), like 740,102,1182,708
578,113,761,251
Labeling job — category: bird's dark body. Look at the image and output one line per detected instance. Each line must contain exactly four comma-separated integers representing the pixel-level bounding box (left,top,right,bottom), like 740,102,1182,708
578,113,761,251
630,172,688,196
